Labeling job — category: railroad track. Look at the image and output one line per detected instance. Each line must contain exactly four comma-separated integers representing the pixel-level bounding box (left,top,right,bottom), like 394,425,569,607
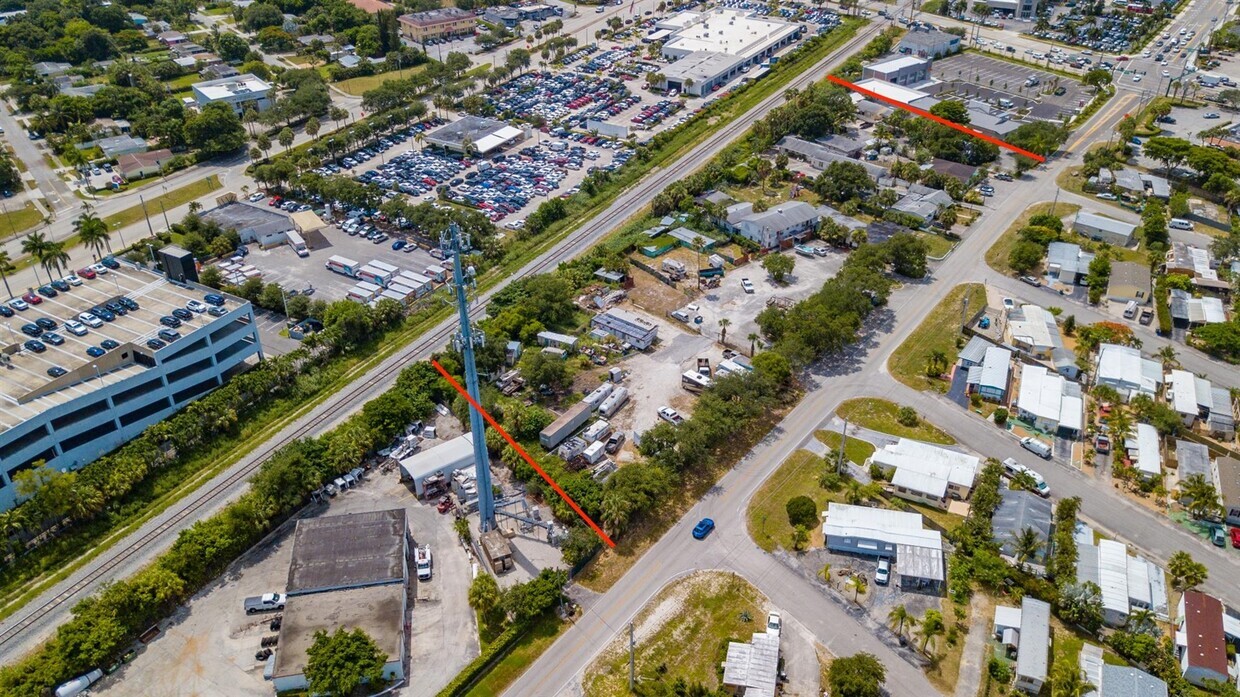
0,15,894,653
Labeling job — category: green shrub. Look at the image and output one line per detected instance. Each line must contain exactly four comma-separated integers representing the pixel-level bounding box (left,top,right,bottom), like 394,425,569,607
896,406,919,427
993,408,1009,426
786,495,818,528
435,622,528,697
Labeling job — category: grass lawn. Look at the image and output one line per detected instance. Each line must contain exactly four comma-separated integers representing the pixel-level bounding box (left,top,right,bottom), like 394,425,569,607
335,66,427,96
917,231,957,259
925,593,975,695
0,201,43,238
464,613,567,697
836,398,956,445
814,430,876,466
888,283,985,393
984,201,1081,276
102,175,221,231
903,500,965,536
162,73,201,91
748,449,837,552
584,572,766,697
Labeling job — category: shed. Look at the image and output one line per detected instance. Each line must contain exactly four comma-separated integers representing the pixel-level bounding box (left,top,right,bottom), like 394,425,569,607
398,432,476,496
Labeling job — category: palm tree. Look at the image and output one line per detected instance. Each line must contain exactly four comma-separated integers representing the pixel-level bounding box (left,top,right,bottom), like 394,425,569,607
73,211,111,259
1013,526,1045,571
1050,660,1094,697
21,231,51,284
0,250,13,299
917,609,945,655
1157,345,1178,369
719,317,731,345
1126,608,1160,638
748,332,760,356
40,241,70,280
847,572,867,603
888,604,916,638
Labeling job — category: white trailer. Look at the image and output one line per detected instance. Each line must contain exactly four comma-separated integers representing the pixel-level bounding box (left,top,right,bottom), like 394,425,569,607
599,386,630,417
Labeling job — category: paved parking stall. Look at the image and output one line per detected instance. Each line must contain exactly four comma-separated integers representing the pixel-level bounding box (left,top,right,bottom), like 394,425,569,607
930,53,1089,120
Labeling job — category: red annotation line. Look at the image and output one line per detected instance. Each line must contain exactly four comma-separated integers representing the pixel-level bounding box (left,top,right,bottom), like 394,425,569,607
431,360,617,548
825,75,1047,163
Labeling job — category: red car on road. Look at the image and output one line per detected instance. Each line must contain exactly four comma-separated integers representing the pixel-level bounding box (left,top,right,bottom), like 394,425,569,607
1231,527,1240,549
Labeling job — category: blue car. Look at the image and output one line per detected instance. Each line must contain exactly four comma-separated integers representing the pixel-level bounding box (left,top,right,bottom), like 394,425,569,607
692,518,715,540
392,239,406,251
86,346,106,358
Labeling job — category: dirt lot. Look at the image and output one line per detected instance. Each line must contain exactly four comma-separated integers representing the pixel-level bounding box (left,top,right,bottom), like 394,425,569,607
94,469,479,697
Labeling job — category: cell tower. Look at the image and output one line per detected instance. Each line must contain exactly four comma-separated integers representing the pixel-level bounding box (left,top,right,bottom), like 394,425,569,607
442,222,497,533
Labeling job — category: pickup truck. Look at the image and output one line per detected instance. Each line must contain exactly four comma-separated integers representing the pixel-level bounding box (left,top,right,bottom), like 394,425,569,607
415,545,433,581
244,593,286,614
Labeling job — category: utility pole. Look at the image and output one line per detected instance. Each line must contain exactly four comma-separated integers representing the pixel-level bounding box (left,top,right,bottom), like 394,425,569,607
444,222,497,533
628,622,635,693
139,195,155,238
961,293,971,330
837,420,849,475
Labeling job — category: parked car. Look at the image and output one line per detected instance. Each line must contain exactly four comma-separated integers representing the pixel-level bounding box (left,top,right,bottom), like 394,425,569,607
657,406,684,425
47,366,67,377
24,340,46,353
187,300,207,313
740,278,755,293
64,320,87,336
875,558,891,585
160,316,182,328
158,328,181,342
203,293,226,306
691,518,715,540
42,332,64,346
8,298,28,311
1212,527,1226,547
1019,276,1043,287
77,267,97,279
1231,527,1240,549
22,292,42,305
100,339,119,350
146,338,166,350
766,612,782,635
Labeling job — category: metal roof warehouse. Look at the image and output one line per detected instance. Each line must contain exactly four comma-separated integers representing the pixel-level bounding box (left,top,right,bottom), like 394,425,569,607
286,508,409,595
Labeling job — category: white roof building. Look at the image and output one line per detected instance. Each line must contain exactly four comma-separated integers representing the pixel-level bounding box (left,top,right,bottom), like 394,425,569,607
1127,423,1162,479
1095,344,1162,401
1016,365,1084,435
1098,539,1132,624
822,503,944,583
191,73,273,114
869,439,979,507
1006,304,1061,358
722,631,780,697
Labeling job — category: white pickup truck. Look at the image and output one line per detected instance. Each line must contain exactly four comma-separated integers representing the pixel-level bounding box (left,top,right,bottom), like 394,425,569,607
243,592,286,614
415,545,433,581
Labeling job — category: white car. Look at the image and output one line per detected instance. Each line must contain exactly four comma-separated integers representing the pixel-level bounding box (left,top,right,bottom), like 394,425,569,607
1002,297,1015,311
186,300,207,313
64,320,88,336
766,612,782,635
78,312,103,328
657,406,684,426
1162,70,1170,77
64,274,83,286
90,263,108,275
1096,192,1118,201
876,559,891,586
740,278,755,294
248,192,266,202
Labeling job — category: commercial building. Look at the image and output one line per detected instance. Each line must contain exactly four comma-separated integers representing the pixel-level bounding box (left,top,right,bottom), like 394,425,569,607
1106,262,1152,305
773,136,886,180
591,308,659,350
897,26,962,58
1073,211,1136,247
965,346,1012,402
726,200,823,249
1095,343,1162,401
483,3,561,27
1015,365,1083,437
1005,304,1062,360
986,0,1040,19
1045,241,1095,285
0,257,262,511
398,432,476,496
721,631,780,697
862,55,932,86
656,8,802,96
274,509,408,692
201,200,294,248
822,503,945,587
867,439,980,509
116,148,173,180
398,7,476,42
191,73,273,114
992,489,1052,574
425,115,524,155
1175,591,1229,688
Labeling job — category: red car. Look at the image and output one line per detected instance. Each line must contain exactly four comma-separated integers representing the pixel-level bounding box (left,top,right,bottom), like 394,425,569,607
1231,527,1240,549
21,291,42,305
77,267,96,279
267,196,282,206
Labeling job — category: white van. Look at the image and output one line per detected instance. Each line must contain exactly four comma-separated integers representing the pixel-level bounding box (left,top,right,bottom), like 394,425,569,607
998,98,1014,108
1002,458,1051,497
1169,218,1194,230
1020,436,1052,460
1123,300,1139,319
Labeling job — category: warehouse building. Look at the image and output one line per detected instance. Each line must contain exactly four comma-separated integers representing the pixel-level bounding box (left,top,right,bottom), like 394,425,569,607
0,256,262,511
398,432,476,496
590,308,658,350
274,509,408,692
656,8,802,97
425,115,524,155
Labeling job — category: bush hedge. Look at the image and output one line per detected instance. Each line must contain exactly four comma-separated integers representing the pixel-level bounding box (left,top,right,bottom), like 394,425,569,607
435,622,528,697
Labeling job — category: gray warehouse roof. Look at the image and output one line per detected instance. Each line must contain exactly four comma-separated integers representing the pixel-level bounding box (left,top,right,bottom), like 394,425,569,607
273,583,404,680
286,509,407,595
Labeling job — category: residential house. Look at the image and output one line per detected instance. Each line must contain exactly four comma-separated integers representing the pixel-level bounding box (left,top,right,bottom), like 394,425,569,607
590,308,658,350
1174,441,1213,495
728,200,822,249
862,55,932,86
191,74,273,114
897,26,961,58
1165,243,1230,295
398,8,476,42
536,331,578,351
1016,365,1084,437
95,135,149,159
1165,370,1232,430
1005,304,1062,360
992,488,1052,574
928,158,977,184
116,148,172,180
1175,591,1229,688
965,346,1012,402
867,439,980,509
33,61,72,77
347,0,395,12
1217,456,1240,526
820,133,869,159
1142,172,1170,200
1046,241,1095,285
822,503,945,588
201,64,240,80
1113,168,1146,197
1107,262,1152,305
1008,597,1051,694
1073,211,1136,247
721,631,779,697
965,103,1022,139
1080,644,1169,697
1126,423,1163,480
893,183,954,225
157,30,187,46
957,335,997,369
1095,344,1162,401
1168,289,1226,327
1077,538,1167,626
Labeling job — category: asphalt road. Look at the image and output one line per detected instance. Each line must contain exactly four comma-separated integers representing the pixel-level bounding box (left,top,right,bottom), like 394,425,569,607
502,29,1239,695
0,8,915,663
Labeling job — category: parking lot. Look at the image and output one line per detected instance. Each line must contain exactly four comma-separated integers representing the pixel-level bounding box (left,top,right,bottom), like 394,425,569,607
930,53,1091,120
1030,9,1159,54
93,467,478,697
